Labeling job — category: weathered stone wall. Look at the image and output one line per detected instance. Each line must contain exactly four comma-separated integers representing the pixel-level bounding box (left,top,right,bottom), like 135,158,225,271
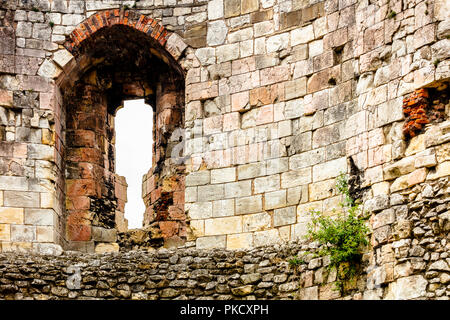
0,0,449,300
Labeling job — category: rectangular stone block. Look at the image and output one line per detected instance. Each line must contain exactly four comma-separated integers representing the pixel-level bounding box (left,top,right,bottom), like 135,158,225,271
242,212,271,232
196,235,226,249
312,157,347,182
264,190,287,210
224,180,252,198
211,167,236,184
227,233,253,250
0,224,10,241
274,206,297,227
186,202,213,220
24,208,55,226
4,191,39,208
309,179,336,201
11,224,36,242
212,199,235,218
254,229,281,247
204,216,242,236
36,226,55,242
237,162,266,180
236,195,263,214
254,174,280,194
281,168,312,188
197,184,225,201
0,207,24,224
0,176,29,191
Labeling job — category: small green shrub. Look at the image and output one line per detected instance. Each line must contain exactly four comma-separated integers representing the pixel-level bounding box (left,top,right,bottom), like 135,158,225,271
306,173,370,292
288,255,305,267
387,10,397,19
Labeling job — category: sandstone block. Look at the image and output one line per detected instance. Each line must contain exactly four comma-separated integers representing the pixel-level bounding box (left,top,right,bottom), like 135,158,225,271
94,243,119,254
204,216,242,235
187,202,213,220
0,207,24,224
236,195,262,214
274,206,296,227
4,191,39,208
242,212,271,232
226,233,253,250
264,190,286,210
196,235,226,249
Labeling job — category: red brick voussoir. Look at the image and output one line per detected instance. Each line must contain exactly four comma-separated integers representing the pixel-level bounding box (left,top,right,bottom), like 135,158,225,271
63,9,170,54
402,88,430,139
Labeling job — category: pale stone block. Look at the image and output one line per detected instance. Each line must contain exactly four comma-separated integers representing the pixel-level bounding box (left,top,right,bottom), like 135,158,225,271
24,208,55,226
236,195,263,214
197,184,225,201
37,59,62,79
405,134,426,156
227,233,253,250
237,162,266,180
1,241,32,253
212,199,235,217
266,33,290,53
189,220,204,237
204,216,242,236
291,24,315,46
383,156,415,180
0,224,10,241
264,190,286,210
211,167,236,184
186,170,210,186
254,21,274,37
312,157,347,182
52,49,73,68
95,243,119,254
11,225,35,242
254,174,280,194
281,168,312,188
186,202,213,220
385,275,427,299
185,186,197,203
242,212,271,232
287,185,306,205
195,47,216,66
196,235,226,249
216,43,240,63
224,180,252,198
0,207,24,224
254,229,281,247
266,158,288,175
4,191,39,208
372,182,390,196
36,226,54,242
32,243,62,256
274,206,296,227
427,161,450,180
208,0,224,20
0,176,29,191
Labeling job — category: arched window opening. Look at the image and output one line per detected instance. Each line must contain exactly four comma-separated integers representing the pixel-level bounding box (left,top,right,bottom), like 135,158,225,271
115,100,153,229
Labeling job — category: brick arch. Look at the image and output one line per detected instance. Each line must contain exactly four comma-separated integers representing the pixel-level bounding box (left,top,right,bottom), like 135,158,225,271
63,9,186,62
53,9,191,252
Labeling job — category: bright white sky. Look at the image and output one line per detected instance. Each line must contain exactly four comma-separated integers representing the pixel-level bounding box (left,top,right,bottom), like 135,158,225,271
115,99,153,229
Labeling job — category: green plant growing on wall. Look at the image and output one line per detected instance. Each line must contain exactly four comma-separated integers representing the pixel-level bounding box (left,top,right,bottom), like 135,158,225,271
306,173,370,293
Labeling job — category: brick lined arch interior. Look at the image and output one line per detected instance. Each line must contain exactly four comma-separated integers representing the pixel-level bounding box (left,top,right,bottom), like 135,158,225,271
59,9,187,252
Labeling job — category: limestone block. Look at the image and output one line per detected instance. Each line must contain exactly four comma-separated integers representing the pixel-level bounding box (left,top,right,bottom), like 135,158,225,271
11,225,36,242
165,33,188,60
312,157,347,182
0,176,29,191
188,220,204,238
186,170,210,186
24,208,55,226
186,202,213,220
291,24,314,46
207,20,228,46
237,162,266,180
211,167,236,184
383,156,415,180
309,179,336,201
253,229,281,247
33,243,62,255
264,190,287,210
242,212,271,232
224,180,252,198
204,216,242,235
94,243,119,254
0,207,24,224
281,168,312,188
36,226,55,242
427,161,450,180
208,0,224,20
216,43,240,63
226,233,253,250
52,49,74,68
0,224,10,241
254,174,280,194
385,275,427,300
236,195,262,214
364,194,390,213
274,206,296,227
196,235,226,249
266,33,289,53
195,47,216,66
4,191,39,208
